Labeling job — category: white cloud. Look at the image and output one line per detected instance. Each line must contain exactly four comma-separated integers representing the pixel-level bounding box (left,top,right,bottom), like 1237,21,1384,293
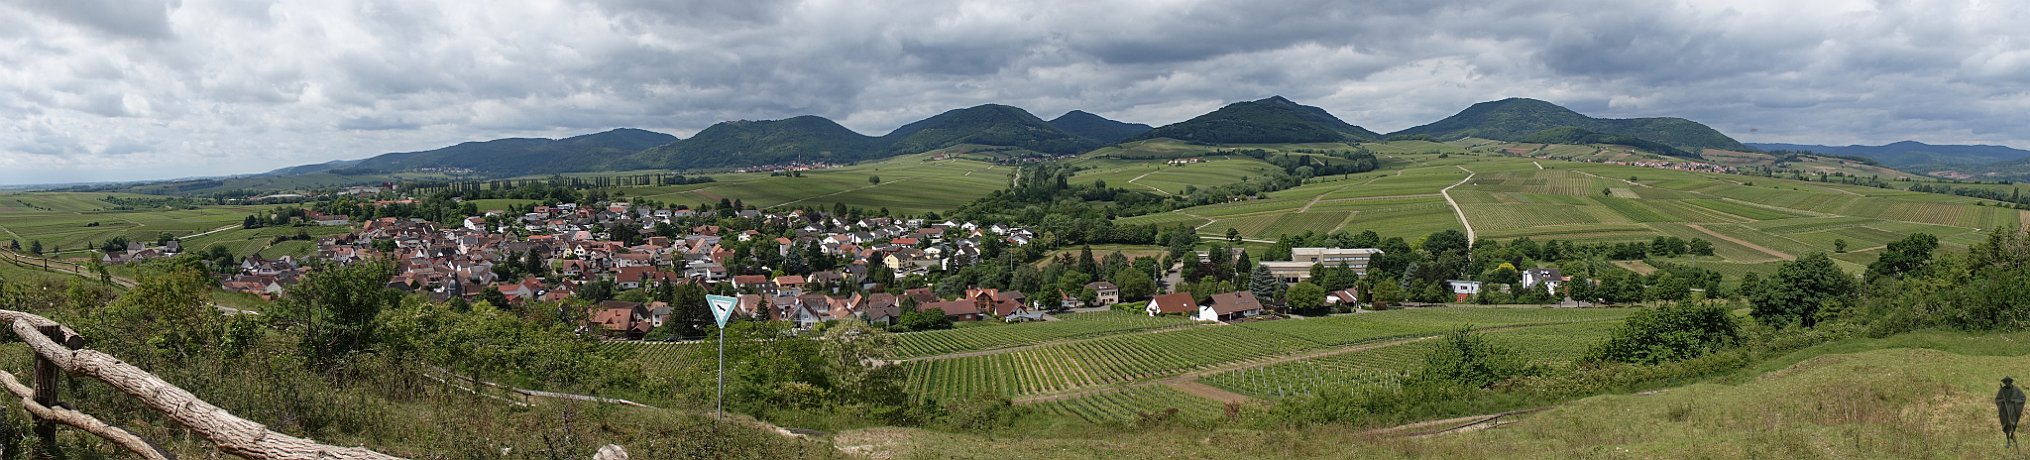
3,0,2030,185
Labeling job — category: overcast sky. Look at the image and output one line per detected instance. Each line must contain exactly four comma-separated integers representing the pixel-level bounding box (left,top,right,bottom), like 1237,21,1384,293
3,0,2027,185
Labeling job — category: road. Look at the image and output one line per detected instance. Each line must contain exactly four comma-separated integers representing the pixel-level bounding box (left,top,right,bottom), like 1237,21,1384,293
1440,165,1477,243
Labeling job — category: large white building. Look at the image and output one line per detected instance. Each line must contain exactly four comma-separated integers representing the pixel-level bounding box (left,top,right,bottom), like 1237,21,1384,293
1258,247,1384,283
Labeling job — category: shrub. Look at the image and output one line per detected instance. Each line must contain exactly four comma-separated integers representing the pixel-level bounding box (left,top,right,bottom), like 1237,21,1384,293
1585,302,1743,365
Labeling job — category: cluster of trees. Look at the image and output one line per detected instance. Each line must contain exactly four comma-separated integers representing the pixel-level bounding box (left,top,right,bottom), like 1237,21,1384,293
1908,183,2030,209
1237,148,1381,178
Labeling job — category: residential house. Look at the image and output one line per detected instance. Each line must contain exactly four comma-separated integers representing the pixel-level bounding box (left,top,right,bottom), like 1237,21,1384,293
1146,292,1198,317
1085,281,1120,306
1521,268,1564,295
1198,291,1265,322
586,300,651,339
924,299,983,321
1447,280,1483,302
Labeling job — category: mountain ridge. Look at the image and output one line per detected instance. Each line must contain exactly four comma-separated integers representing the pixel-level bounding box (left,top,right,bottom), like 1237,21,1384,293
1391,97,1744,153
1127,96,1381,145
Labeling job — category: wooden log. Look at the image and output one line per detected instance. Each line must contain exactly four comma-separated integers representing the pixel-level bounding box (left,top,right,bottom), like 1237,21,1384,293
0,370,173,460
5,314,405,460
31,324,73,448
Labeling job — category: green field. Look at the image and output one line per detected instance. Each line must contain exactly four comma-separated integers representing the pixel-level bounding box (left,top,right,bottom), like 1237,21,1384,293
900,307,1636,402
1116,150,2028,285
619,153,1008,214
0,196,264,256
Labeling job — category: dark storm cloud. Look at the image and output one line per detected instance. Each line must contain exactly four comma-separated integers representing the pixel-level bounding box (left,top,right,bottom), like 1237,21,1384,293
3,0,2029,185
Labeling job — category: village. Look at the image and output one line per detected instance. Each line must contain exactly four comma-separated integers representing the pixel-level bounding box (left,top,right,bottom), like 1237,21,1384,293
190,199,1399,341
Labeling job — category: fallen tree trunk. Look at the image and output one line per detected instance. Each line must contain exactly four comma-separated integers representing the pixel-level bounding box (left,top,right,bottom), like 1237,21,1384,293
0,309,403,459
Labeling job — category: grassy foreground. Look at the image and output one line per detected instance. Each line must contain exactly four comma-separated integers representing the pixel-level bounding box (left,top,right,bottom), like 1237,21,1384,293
834,330,2030,459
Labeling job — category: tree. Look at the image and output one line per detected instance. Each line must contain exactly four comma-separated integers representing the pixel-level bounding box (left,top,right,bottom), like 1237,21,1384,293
1586,302,1742,365
1424,229,1470,258
1602,187,1612,196
1688,238,1715,256
481,286,511,309
1368,278,1402,309
273,261,400,368
1866,233,1938,281
1749,253,1854,328
1833,239,1848,253
868,175,881,185
1225,228,1242,245
1249,264,1284,305
1417,328,1535,388
29,240,42,255
820,319,903,406
1286,281,1326,314
1114,267,1155,300
577,280,616,302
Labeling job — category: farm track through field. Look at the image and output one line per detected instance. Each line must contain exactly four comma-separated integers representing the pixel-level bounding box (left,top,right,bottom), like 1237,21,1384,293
1009,318,1627,405
1613,260,1657,275
1316,194,1442,203
1685,224,1794,261
1441,165,1477,242
1013,335,1434,405
1126,170,1173,196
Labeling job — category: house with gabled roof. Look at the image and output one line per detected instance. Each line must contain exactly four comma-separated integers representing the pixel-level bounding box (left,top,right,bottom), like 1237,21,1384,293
1146,292,1197,317
1199,291,1265,322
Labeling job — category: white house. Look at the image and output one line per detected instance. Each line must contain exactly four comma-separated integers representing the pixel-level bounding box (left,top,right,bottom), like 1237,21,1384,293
1521,268,1563,295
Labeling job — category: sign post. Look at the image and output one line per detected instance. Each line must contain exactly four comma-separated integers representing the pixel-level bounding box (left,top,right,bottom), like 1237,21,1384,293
706,294,737,421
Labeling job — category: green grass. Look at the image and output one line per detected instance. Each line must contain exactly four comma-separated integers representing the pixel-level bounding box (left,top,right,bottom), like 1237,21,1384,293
621,153,1007,214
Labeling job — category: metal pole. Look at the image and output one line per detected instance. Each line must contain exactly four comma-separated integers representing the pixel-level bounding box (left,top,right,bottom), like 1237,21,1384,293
716,327,725,421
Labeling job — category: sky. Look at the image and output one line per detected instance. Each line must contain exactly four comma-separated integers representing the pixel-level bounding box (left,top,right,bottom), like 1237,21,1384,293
3,0,2028,185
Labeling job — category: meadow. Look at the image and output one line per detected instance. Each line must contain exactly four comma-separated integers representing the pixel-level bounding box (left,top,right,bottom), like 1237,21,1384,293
618,153,1008,214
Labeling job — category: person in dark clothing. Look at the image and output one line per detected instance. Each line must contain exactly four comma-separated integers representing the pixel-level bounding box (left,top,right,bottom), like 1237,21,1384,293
2001,377,2025,448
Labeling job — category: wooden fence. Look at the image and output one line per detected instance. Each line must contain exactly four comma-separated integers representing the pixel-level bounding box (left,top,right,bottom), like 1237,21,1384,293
0,309,403,459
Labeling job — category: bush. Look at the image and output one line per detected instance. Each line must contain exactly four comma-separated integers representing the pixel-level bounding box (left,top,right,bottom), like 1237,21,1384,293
1416,327,1538,388
1585,302,1743,365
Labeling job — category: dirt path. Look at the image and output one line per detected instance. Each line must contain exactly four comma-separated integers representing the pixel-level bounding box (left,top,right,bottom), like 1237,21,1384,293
1440,165,1477,243
1533,161,1544,170
1298,186,1344,213
1315,193,1442,203
1363,408,1547,438
1167,380,1253,404
2019,210,2030,231
1685,223,1794,261
1127,170,1174,196
1613,260,1657,275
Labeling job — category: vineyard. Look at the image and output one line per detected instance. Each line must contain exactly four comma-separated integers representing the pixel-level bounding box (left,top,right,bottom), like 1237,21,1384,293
1201,321,1619,400
1029,385,1241,425
902,307,1636,402
894,311,1193,358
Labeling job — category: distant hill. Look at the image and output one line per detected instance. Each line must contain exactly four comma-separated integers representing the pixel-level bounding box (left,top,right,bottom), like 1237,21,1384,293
1746,141,2030,168
1392,98,1744,153
299,128,677,176
616,116,878,170
878,104,1101,155
1519,127,1696,158
1048,110,1153,143
1129,96,1380,145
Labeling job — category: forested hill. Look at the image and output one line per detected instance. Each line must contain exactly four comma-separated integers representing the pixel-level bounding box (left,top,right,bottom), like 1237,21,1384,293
276,128,677,176
1747,140,2030,168
1048,110,1153,143
1128,96,1381,145
1391,97,1745,152
877,104,1102,155
613,116,880,170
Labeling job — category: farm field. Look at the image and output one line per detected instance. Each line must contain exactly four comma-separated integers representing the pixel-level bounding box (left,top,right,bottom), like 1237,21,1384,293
620,153,1007,214
1071,157,1284,196
1201,321,1619,400
1122,149,2027,285
0,196,266,256
899,306,1636,403
895,311,1194,358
